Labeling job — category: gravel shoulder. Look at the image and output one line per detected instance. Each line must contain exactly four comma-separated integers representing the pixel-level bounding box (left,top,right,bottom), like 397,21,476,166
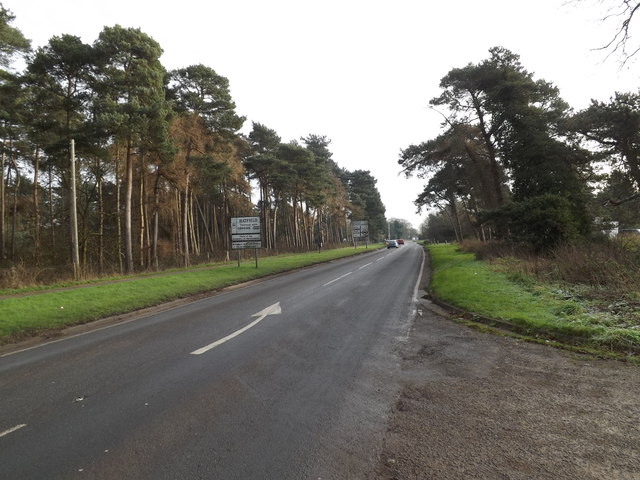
372,295,640,480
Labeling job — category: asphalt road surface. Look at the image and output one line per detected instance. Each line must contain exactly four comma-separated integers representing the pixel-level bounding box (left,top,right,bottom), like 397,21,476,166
0,243,423,479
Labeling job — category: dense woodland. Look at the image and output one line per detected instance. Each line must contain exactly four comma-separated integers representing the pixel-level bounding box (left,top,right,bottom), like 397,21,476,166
3,1,640,284
405,45,640,249
0,6,389,280
406,1,640,247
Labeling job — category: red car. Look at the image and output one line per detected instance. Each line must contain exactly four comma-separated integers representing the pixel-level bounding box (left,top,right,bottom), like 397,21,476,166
397,239,405,245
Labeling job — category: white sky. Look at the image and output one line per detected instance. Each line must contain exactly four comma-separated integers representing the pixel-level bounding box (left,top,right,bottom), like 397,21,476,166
9,0,639,228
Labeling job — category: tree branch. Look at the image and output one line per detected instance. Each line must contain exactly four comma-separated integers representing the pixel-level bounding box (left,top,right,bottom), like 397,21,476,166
603,191,640,205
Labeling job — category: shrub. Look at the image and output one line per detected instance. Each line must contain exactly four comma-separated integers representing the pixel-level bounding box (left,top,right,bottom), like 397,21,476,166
478,194,583,251
461,237,640,296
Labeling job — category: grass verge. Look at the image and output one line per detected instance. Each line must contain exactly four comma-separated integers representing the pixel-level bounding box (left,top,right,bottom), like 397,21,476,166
0,245,381,343
427,243,640,358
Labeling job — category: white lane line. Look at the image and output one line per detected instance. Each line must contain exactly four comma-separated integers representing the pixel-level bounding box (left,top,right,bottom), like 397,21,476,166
358,262,373,270
191,302,281,355
0,424,27,438
375,256,385,262
323,272,352,286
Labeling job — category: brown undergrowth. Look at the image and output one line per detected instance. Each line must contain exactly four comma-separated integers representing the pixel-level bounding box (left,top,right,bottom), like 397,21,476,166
460,238,640,332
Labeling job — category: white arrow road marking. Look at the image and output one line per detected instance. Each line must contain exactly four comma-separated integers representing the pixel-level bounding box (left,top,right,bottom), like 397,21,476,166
190,302,282,355
0,424,26,438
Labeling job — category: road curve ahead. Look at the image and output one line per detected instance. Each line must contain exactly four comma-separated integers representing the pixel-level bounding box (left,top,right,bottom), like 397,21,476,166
0,242,424,479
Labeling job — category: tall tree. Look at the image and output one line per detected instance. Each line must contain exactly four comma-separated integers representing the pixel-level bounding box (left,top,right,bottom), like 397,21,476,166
400,125,501,239
245,122,281,249
300,134,349,246
93,25,168,273
25,35,95,266
570,91,640,205
0,4,30,70
0,4,30,263
400,133,470,242
275,143,316,248
425,47,590,247
0,70,23,262
167,64,245,135
341,169,386,241
167,64,246,259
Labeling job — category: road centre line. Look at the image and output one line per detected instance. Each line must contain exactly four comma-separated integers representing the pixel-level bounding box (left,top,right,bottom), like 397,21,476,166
323,272,352,286
0,424,26,438
358,262,373,270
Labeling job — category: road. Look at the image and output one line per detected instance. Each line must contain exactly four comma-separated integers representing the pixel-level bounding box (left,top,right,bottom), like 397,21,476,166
0,243,423,479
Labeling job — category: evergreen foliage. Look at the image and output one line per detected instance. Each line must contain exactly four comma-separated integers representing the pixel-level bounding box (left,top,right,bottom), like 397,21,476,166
0,14,389,278
404,46,638,250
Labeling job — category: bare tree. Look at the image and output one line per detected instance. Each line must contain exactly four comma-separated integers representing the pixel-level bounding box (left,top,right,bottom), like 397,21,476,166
572,0,640,64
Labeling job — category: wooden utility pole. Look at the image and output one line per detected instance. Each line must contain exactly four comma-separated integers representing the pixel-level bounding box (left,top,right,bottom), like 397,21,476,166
70,140,80,278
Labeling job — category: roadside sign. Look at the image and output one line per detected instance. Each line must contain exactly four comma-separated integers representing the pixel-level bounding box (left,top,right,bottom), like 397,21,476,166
231,217,262,250
233,233,261,241
352,221,369,238
232,241,262,249
231,217,260,235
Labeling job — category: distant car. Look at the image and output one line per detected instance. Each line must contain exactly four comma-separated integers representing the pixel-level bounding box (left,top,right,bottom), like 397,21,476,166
387,240,398,248
397,238,405,245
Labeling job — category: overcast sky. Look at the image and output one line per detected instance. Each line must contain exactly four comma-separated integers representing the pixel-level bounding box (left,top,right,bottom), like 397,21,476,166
10,0,639,228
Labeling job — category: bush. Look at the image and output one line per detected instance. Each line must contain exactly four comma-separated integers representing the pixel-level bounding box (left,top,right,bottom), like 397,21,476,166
461,237,640,296
549,240,640,290
479,194,583,251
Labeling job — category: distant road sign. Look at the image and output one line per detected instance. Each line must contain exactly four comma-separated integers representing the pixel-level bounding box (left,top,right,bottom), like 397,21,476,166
352,221,369,238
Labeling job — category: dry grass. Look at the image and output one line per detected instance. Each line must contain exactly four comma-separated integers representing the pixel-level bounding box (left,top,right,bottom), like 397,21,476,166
461,238,640,293
459,238,640,337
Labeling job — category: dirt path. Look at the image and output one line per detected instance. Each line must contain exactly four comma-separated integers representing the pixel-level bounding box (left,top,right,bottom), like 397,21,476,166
372,297,640,479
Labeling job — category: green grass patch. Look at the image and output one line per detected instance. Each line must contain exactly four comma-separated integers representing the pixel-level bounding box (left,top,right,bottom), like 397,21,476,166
427,243,640,356
0,245,382,342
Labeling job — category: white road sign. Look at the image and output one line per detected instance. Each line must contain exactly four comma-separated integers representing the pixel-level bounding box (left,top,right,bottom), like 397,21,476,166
231,217,260,234
352,221,369,238
231,217,262,249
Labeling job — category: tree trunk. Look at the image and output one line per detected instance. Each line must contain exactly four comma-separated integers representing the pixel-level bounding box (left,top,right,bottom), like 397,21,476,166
69,140,80,278
272,202,279,251
138,164,151,269
32,147,41,261
473,94,504,207
10,155,20,260
124,138,134,273
115,149,123,274
173,188,181,258
448,195,463,243
183,173,190,267
292,198,299,247
188,191,199,257
152,168,160,271
0,145,5,261
97,157,104,274
195,195,214,257
211,201,219,249
48,162,55,252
